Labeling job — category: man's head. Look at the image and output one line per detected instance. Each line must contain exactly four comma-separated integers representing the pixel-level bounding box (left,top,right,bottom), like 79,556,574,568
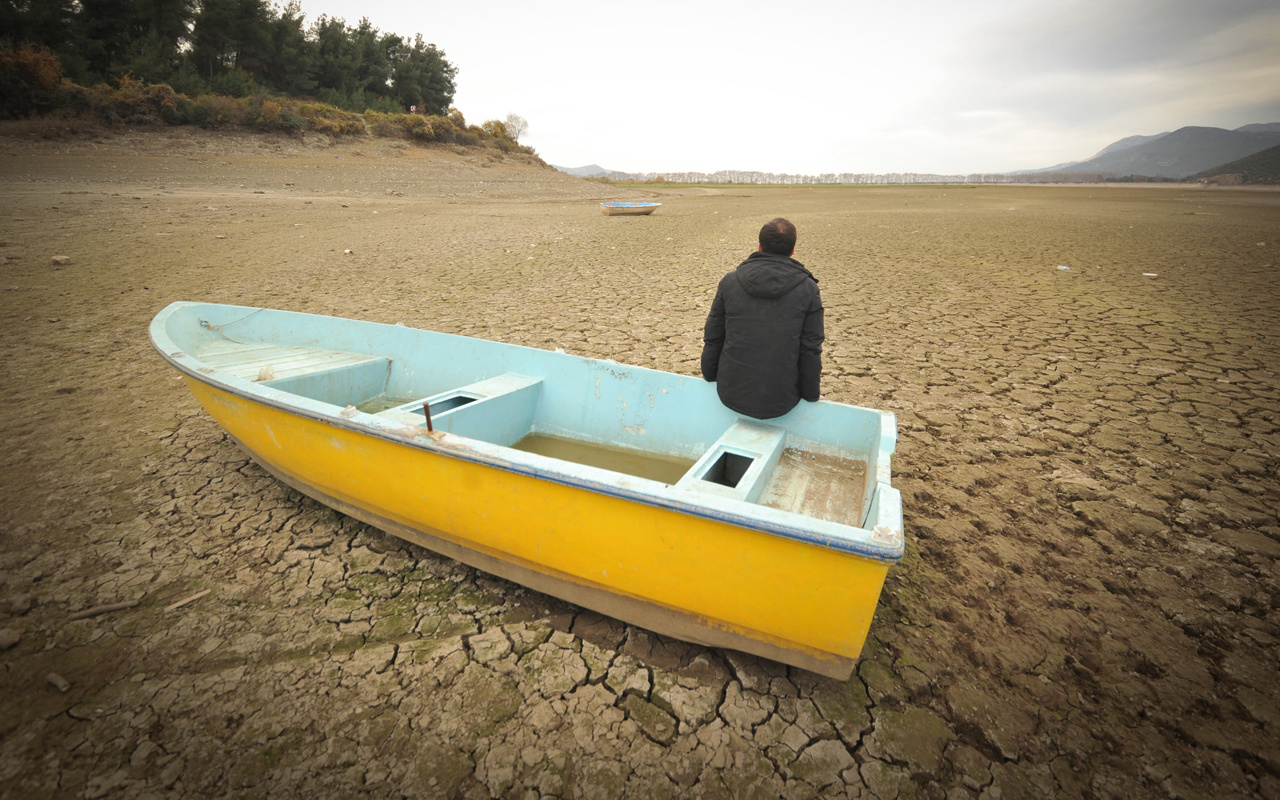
758,218,797,256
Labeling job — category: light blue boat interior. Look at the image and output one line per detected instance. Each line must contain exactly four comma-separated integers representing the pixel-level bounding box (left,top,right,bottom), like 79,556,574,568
152,302,903,561
601,202,660,208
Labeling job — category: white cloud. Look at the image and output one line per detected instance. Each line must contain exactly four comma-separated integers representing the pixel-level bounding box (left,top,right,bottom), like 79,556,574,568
285,0,1280,174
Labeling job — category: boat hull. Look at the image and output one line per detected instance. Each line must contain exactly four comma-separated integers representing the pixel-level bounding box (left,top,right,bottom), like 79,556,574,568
184,377,891,678
601,202,660,216
151,301,903,679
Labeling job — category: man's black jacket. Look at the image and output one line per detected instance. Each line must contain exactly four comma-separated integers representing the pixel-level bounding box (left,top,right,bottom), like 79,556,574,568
700,251,824,419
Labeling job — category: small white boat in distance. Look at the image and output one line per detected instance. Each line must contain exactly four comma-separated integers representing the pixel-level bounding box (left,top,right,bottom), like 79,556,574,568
601,202,661,216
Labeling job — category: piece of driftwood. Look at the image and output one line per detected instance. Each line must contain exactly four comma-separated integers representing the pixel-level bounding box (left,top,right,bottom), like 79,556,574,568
68,599,141,621
164,589,211,612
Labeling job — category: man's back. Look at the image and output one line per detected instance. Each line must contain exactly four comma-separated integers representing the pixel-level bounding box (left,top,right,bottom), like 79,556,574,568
701,249,824,419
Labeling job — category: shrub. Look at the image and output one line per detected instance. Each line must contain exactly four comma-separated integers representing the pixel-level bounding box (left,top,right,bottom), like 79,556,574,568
166,63,208,98
363,110,447,142
252,98,279,127
455,124,481,146
190,94,245,128
2,50,509,156
361,108,492,147
0,45,64,118
481,119,516,152
154,86,194,124
298,102,365,136
53,81,95,116
242,96,304,133
279,107,307,133
103,77,189,124
362,110,401,138
404,114,436,141
481,119,509,139
419,113,451,142
206,68,256,99
54,76,193,125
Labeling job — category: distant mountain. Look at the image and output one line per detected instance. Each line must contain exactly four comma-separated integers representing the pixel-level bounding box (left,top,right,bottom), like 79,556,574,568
554,123,1280,185
1045,125,1280,179
1011,159,1079,175
1087,132,1170,160
1235,123,1280,134
552,164,612,178
1193,144,1280,185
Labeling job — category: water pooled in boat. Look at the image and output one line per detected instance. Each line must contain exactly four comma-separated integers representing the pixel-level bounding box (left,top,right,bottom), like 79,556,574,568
512,433,695,485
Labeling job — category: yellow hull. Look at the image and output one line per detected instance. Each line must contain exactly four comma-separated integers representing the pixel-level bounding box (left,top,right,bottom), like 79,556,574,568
188,378,890,678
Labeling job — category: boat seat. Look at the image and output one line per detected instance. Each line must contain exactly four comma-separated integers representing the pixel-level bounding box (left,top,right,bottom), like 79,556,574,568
196,341,393,409
377,373,543,447
676,420,787,504
198,342,385,383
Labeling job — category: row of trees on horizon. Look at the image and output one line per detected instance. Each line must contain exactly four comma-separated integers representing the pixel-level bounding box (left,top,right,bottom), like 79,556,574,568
0,0,457,114
601,170,1122,185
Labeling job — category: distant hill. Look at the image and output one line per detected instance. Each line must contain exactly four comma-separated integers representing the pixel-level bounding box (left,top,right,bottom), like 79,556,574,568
550,122,1280,185
1193,144,1280,185
1087,132,1170,159
552,164,613,178
1235,123,1280,134
1038,124,1280,179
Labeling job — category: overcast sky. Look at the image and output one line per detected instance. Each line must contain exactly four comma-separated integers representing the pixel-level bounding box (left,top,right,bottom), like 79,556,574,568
293,0,1280,175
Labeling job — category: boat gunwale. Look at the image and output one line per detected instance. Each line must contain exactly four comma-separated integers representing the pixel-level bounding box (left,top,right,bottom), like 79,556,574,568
149,303,904,564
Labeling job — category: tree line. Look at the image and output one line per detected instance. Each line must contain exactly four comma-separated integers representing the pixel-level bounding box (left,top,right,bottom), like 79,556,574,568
599,170,1030,185
0,0,457,114
593,169,1133,185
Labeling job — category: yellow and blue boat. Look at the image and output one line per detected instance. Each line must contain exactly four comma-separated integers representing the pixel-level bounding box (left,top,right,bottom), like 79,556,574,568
149,302,903,678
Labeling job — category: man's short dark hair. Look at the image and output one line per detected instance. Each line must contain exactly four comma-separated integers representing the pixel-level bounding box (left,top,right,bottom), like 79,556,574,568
759,218,797,255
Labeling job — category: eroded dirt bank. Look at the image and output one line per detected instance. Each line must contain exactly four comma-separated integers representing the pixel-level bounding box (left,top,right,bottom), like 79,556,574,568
1,126,1278,799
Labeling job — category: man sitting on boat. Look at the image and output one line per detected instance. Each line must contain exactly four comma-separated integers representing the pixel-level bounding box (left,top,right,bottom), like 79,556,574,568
700,218,824,419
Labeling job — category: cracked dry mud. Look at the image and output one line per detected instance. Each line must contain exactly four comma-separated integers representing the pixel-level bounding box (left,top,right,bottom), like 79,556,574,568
1,126,1278,799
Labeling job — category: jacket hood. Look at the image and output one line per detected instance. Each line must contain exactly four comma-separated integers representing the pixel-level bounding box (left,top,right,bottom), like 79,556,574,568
734,251,818,299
